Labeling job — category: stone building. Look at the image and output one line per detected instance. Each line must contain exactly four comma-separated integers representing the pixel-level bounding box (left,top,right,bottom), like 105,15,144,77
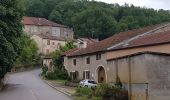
63,23,170,100
23,16,74,39
22,16,75,55
31,33,66,55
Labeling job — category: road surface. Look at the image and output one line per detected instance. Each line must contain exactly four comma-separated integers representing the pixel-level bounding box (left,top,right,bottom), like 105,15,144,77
0,69,72,100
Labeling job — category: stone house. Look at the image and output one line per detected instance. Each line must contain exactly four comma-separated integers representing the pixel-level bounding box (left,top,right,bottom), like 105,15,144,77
31,33,66,55
63,23,170,100
23,16,74,39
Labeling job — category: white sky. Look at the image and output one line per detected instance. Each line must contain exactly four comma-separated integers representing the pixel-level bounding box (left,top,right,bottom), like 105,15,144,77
95,0,170,10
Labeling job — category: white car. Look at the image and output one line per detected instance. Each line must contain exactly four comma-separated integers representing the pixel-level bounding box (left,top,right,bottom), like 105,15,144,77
79,79,97,88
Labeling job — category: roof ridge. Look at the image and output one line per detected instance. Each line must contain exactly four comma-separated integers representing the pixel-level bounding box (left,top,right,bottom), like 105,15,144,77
107,23,170,50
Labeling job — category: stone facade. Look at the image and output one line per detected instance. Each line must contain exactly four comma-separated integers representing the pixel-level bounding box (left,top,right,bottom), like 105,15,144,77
107,53,170,100
24,25,73,39
64,23,170,100
23,16,74,39
64,53,107,82
31,35,66,55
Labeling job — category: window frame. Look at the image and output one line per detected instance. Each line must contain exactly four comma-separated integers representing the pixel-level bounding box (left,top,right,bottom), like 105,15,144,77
96,53,101,60
73,59,76,66
86,57,90,64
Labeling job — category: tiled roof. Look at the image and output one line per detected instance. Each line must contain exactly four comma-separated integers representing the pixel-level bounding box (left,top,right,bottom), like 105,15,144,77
35,34,67,41
63,48,80,56
23,16,67,27
65,23,169,57
111,30,170,50
78,38,98,47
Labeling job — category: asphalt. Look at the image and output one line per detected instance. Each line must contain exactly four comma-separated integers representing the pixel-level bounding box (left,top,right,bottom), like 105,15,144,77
0,69,72,100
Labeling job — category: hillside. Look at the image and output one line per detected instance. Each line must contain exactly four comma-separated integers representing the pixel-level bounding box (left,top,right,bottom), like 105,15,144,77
24,0,170,40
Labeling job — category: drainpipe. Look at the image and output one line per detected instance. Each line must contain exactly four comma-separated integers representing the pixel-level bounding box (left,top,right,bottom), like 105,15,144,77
128,56,132,100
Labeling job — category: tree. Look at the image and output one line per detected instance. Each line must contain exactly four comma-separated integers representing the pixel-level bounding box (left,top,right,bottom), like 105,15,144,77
72,7,118,40
25,0,170,40
15,34,39,66
0,0,23,78
51,41,76,69
25,0,45,17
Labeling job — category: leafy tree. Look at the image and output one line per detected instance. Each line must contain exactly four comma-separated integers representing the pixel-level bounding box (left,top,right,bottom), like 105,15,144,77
24,0,170,40
43,41,76,80
15,34,39,66
51,41,76,69
25,0,45,17
72,7,118,40
0,0,23,78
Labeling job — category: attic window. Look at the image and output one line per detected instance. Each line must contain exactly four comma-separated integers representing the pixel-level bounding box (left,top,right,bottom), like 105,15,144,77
96,53,101,60
73,59,76,66
86,57,90,64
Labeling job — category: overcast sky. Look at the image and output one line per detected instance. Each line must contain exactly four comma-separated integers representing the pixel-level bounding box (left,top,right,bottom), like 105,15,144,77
95,0,170,10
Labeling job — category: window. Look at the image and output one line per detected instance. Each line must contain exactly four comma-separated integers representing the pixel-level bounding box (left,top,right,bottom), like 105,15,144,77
46,49,49,54
73,59,76,66
96,53,101,60
47,40,50,45
52,42,55,45
86,57,90,64
57,43,61,49
83,71,90,79
86,71,90,79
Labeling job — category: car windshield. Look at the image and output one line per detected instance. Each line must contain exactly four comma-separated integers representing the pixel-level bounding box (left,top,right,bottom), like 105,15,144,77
88,80,97,84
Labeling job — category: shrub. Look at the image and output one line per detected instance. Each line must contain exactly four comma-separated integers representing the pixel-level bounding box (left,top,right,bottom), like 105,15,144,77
45,67,70,80
76,87,92,96
93,83,112,97
93,83,128,100
42,65,48,75
115,77,123,89
45,71,57,80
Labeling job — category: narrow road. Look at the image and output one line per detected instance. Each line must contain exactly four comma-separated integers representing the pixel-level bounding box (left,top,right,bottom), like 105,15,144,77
0,69,72,100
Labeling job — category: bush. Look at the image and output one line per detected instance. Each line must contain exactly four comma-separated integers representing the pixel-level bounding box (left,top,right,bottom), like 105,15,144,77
45,67,70,80
93,83,128,100
74,83,127,100
93,83,112,97
76,87,92,96
41,65,48,75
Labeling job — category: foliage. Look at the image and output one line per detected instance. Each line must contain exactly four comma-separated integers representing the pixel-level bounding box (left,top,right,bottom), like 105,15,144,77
25,0,170,40
15,34,39,66
115,77,123,89
42,65,48,75
75,87,92,96
45,68,69,80
51,41,76,69
74,83,128,100
43,41,76,80
0,0,24,78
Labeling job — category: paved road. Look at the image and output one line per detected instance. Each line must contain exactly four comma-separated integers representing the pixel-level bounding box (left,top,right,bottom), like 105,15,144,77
0,69,72,100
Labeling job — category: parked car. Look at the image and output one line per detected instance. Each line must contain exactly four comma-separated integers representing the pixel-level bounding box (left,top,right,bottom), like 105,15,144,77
79,79,97,88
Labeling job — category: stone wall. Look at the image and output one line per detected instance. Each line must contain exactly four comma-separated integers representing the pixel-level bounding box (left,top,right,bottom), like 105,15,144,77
107,53,170,100
146,54,170,100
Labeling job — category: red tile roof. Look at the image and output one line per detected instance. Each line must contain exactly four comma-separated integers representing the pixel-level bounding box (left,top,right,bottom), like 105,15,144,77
65,23,169,57
23,16,67,27
111,30,170,50
63,48,80,56
78,38,98,47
